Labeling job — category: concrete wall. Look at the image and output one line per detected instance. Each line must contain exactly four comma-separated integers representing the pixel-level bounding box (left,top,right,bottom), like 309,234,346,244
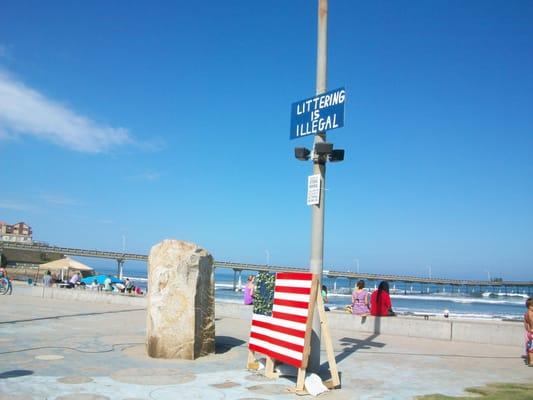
220,307,523,348
451,319,523,347
16,285,523,347
326,312,523,347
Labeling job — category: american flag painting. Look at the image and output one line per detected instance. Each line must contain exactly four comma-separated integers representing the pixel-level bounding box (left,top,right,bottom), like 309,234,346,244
248,272,317,368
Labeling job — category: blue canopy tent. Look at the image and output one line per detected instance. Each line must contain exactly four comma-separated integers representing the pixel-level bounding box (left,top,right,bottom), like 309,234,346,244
81,274,122,285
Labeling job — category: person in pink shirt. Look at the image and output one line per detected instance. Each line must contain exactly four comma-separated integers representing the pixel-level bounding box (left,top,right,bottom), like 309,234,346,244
352,280,370,316
243,275,255,305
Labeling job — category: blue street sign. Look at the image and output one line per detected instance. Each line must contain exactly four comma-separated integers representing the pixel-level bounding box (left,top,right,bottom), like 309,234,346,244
290,87,346,140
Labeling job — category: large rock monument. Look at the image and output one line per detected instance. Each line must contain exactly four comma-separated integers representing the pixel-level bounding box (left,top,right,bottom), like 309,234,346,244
146,239,215,359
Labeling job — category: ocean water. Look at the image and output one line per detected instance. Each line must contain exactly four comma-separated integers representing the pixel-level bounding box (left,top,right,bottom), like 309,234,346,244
101,265,530,322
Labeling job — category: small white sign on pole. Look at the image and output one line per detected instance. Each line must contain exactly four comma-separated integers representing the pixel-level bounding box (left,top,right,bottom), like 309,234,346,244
307,174,321,206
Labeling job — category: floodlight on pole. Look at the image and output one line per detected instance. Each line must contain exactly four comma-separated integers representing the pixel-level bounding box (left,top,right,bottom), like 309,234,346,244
329,149,344,162
295,147,311,161
313,142,333,156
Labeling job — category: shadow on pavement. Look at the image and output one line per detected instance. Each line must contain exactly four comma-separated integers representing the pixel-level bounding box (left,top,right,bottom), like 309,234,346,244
0,308,145,325
0,370,34,379
215,336,246,354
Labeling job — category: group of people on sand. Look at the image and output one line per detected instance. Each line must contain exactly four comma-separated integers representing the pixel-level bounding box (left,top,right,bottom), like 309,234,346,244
41,271,143,295
85,277,142,295
41,270,81,288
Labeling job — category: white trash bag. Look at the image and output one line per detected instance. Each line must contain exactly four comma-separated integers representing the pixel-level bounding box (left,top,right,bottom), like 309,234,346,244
304,373,329,396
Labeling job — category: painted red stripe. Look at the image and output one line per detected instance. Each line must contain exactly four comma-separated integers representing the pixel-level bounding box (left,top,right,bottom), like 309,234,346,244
250,331,304,353
276,272,313,281
274,298,309,309
275,286,311,295
249,343,302,368
272,311,308,324
251,318,305,338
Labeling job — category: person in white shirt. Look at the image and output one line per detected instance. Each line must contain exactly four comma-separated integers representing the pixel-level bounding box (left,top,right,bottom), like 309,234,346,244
43,270,53,287
103,276,113,291
68,272,80,288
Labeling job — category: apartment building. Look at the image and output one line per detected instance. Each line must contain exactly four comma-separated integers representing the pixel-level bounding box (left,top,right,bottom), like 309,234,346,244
0,221,33,243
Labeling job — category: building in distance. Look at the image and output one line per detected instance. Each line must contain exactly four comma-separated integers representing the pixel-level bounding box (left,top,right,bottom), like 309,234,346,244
0,221,33,243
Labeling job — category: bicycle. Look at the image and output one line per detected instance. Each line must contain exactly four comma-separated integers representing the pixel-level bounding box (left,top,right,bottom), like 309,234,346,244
0,277,12,295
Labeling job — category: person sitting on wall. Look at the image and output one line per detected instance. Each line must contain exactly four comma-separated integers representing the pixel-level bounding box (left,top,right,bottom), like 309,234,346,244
321,285,330,312
352,280,370,316
370,281,395,316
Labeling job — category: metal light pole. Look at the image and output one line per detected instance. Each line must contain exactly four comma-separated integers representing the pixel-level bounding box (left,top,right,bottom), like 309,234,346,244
308,0,328,373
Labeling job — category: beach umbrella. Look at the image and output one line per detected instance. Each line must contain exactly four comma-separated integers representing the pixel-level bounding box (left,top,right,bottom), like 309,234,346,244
40,257,95,279
80,274,122,285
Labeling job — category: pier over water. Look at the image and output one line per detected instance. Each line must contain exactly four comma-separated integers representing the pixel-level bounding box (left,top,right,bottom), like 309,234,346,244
1,242,532,292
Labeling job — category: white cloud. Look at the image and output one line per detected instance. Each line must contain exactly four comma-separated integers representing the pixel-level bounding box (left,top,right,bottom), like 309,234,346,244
0,70,132,153
129,171,161,181
39,193,81,206
0,200,32,211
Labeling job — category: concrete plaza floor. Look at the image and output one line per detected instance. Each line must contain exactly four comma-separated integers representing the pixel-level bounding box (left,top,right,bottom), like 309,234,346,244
0,289,531,399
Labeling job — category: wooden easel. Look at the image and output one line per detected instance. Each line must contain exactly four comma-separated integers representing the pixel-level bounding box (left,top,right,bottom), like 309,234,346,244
247,276,340,392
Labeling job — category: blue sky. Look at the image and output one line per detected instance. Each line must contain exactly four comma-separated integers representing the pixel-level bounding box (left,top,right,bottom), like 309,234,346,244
1,1,531,280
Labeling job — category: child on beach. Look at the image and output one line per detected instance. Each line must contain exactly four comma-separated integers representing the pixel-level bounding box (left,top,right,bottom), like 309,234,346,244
525,297,533,366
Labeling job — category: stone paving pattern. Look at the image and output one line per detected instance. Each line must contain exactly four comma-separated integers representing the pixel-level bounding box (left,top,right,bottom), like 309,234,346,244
0,290,531,399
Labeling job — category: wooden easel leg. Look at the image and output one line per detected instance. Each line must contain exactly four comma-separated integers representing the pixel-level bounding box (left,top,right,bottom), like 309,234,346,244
247,350,258,370
316,292,341,388
265,356,278,378
296,367,306,391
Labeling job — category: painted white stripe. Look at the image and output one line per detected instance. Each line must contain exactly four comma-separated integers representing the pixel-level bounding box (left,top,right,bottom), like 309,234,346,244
249,337,303,360
275,279,312,288
272,304,309,317
273,292,310,303
252,313,306,331
250,325,305,346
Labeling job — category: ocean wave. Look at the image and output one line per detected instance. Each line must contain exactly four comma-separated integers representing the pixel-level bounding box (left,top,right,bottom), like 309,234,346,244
327,291,524,305
215,283,237,289
482,291,529,299
394,308,522,321
124,276,147,282
390,294,524,305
